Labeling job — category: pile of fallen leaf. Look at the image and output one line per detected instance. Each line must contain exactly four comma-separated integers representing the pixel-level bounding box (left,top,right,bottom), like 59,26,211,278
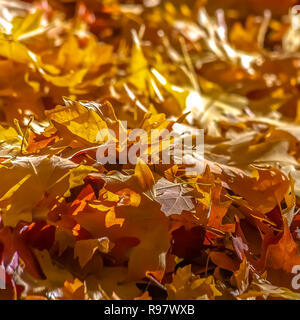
1,0,300,300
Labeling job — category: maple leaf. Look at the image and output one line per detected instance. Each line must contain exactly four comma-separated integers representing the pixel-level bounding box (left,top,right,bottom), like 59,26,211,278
166,264,222,300
0,155,95,226
1,0,300,301
237,275,300,300
60,278,87,300
154,178,194,216
266,221,300,270
74,237,114,268
0,227,41,279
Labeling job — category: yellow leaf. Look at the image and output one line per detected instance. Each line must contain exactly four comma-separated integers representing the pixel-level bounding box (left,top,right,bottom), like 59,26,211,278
74,237,113,268
134,159,155,191
166,265,222,300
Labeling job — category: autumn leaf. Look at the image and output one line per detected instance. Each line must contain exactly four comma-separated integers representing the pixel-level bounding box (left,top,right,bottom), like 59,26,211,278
264,217,300,275
74,237,114,268
0,0,300,301
166,264,222,300
154,178,194,216
0,155,95,226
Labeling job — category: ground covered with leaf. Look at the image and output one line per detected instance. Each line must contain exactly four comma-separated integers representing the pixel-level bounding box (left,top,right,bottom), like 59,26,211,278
1,0,300,300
